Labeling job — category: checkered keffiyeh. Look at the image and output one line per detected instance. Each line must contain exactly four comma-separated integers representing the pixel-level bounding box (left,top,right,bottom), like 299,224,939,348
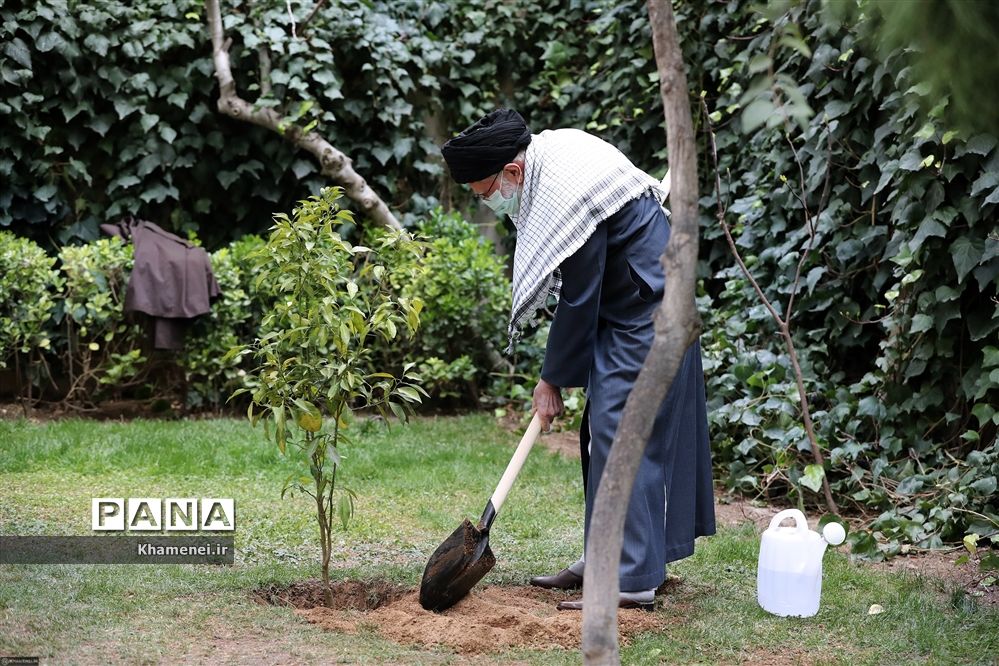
506,128,667,351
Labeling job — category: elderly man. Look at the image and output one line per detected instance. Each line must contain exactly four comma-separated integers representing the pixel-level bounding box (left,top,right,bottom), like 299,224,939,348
440,108,715,611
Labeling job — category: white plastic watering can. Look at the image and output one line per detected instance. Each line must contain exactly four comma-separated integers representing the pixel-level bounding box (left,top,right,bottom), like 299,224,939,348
757,509,845,618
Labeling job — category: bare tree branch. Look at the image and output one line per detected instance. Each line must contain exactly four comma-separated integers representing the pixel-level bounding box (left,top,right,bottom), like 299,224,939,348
581,1,702,662
286,0,297,38
700,99,838,514
299,0,328,37
257,45,272,97
205,0,402,231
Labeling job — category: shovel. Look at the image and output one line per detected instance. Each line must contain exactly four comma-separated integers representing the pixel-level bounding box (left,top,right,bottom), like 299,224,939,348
419,413,543,612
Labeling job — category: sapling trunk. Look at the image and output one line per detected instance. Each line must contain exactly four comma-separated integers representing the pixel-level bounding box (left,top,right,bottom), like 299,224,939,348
311,432,336,608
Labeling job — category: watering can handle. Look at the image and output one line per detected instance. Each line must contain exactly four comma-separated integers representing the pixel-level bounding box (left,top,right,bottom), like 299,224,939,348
767,509,809,533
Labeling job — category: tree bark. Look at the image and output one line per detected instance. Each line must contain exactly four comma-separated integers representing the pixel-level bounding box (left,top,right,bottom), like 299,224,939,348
581,2,701,663
205,0,402,231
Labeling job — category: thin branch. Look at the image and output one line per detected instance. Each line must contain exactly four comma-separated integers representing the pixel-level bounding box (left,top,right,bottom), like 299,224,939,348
299,0,327,37
782,133,816,325
700,97,838,514
258,46,272,97
286,0,297,39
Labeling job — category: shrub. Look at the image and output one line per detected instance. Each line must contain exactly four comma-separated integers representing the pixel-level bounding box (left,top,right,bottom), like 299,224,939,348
0,231,59,370
181,235,272,410
364,208,512,404
55,237,144,404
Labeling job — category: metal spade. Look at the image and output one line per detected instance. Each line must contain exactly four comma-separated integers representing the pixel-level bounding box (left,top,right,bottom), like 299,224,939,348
419,413,542,612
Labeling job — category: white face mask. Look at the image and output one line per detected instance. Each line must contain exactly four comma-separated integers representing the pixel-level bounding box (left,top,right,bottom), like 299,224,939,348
482,171,521,217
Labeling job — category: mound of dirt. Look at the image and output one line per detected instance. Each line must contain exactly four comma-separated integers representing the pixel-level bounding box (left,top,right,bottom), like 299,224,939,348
258,580,673,654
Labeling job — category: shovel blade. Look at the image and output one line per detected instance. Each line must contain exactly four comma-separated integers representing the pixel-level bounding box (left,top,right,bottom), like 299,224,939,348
419,518,496,612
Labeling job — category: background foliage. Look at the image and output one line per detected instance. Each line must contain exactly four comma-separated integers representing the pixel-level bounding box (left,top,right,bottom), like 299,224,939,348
1,0,996,554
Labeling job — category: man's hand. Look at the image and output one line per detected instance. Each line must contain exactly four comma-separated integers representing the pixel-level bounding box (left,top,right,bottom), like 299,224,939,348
533,378,564,432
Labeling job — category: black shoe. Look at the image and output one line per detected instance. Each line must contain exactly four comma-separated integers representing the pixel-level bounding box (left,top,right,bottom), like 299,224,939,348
529,568,583,590
556,597,654,612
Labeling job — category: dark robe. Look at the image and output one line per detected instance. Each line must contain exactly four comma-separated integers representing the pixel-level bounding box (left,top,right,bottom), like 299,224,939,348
540,193,716,592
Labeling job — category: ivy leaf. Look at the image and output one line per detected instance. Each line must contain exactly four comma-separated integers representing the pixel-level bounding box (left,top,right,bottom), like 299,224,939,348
965,134,997,156
35,183,58,202
291,159,314,179
113,99,138,119
87,115,113,136
800,464,825,492
370,145,393,165
909,314,933,334
909,217,946,251
970,170,999,197
136,153,161,177
897,150,924,172
741,98,774,133
140,113,160,133
971,403,995,426
35,32,65,53
83,33,110,57
951,237,984,283
3,37,32,69
970,477,997,496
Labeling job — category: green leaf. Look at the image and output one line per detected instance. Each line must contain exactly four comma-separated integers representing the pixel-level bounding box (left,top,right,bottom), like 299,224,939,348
800,464,825,492
964,533,980,555
88,115,113,136
388,401,407,422
951,237,984,283
970,476,997,496
909,217,946,251
35,32,64,53
140,114,160,133
909,314,933,334
971,403,995,426
747,55,772,74
370,145,393,165
396,386,422,403
83,34,110,57
337,492,353,530
741,98,774,133
965,134,997,156
4,38,32,69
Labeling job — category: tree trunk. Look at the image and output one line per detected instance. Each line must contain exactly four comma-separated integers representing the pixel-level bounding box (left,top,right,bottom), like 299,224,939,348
581,2,701,663
204,0,402,231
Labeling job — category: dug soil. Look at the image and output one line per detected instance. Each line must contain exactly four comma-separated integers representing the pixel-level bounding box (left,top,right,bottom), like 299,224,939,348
255,579,676,654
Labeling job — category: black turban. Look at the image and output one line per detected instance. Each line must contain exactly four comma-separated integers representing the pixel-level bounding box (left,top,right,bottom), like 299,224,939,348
440,108,532,184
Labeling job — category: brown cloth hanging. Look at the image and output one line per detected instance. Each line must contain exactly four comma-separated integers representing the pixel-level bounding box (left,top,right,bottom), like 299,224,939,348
100,217,221,350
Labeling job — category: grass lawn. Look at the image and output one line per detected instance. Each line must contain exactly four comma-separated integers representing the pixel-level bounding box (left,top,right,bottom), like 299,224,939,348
1,414,997,664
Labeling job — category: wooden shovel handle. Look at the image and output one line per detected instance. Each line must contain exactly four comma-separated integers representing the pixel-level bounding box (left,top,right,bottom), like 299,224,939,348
488,412,542,516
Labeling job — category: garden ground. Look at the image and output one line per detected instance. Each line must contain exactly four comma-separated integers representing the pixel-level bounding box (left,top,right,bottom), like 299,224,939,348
1,414,997,664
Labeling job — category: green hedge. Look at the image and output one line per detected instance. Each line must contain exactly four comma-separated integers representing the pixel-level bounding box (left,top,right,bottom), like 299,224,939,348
0,231,59,366
0,209,513,410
